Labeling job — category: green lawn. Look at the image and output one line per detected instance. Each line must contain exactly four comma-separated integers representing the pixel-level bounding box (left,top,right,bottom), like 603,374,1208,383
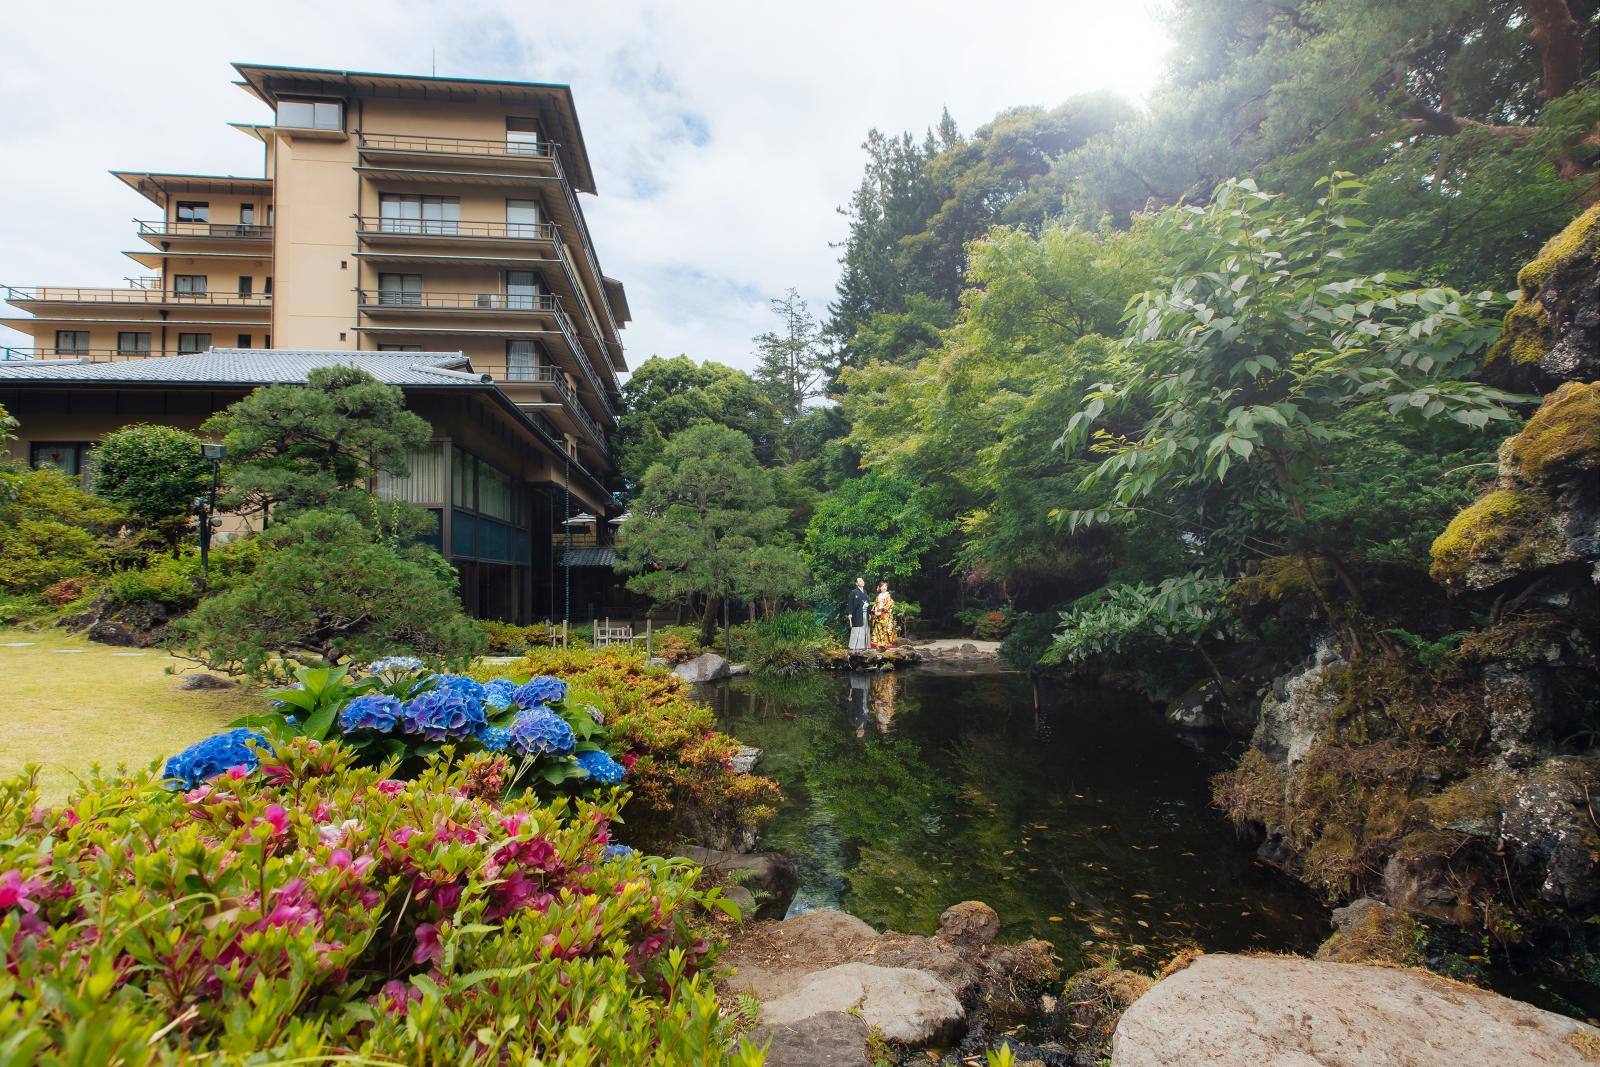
0,627,258,800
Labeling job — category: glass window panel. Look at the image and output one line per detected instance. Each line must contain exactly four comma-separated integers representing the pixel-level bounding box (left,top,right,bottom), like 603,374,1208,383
506,340,544,381
175,201,210,223
54,330,89,354
30,443,83,476
174,274,206,295
377,443,446,505
117,332,151,355
378,274,421,306
177,333,211,354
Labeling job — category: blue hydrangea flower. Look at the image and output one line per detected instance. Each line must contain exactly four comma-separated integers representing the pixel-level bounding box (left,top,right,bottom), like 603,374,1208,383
513,676,567,708
368,656,423,676
476,725,513,752
575,750,627,784
508,709,576,757
402,688,488,741
164,729,268,788
483,679,518,710
603,844,637,860
339,694,403,733
426,673,486,706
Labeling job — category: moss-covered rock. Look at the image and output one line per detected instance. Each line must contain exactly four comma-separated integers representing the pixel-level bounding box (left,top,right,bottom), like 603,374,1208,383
1429,488,1569,591
1502,380,1600,486
1485,204,1600,392
1315,897,1424,966
1051,965,1153,1055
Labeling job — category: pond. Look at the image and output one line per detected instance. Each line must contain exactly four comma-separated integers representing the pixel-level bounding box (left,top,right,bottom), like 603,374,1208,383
703,664,1331,973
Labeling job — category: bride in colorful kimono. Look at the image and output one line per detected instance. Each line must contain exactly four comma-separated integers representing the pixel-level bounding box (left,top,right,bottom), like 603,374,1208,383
870,581,897,648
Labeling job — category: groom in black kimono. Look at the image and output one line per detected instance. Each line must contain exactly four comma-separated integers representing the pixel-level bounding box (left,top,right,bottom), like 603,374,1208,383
847,577,871,651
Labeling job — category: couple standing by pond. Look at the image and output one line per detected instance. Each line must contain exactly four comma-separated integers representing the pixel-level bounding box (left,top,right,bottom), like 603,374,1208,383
847,576,897,650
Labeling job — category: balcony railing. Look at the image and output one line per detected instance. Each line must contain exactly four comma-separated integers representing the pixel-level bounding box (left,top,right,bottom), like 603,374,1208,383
354,216,558,242
358,132,558,161
509,365,609,456
3,286,271,308
358,290,562,312
137,220,272,240
2,347,163,361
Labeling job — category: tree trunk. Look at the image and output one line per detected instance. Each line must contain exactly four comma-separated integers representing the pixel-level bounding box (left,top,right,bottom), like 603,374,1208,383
1524,0,1585,101
698,595,719,647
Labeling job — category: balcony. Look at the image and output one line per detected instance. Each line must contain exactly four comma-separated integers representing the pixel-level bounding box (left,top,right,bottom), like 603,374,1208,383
2,347,161,362
354,216,558,245
136,220,272,241
357,132,559,168
508,364,610,459
3,286,271,309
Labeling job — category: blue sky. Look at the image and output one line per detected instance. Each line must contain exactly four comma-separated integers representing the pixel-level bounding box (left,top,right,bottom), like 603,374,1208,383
0,1,1170,374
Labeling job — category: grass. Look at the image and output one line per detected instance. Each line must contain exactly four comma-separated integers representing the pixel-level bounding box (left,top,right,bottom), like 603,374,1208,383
0,627,257,800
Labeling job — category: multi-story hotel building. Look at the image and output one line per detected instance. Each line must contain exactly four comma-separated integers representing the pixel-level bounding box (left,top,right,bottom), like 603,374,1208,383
0,63,632,623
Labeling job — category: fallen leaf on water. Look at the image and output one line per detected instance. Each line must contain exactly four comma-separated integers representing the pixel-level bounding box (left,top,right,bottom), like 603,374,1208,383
1137,920,1150,928
1048,916,1063,922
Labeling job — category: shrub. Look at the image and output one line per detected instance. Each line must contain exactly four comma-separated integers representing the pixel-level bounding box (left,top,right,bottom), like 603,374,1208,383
480,620,559,655
0,743,759,1064
500,649,782,850
41,576,93,607
651,624,708,663
0,465,122,597
170,510,485,682
88,423,211,548
744,610,838,674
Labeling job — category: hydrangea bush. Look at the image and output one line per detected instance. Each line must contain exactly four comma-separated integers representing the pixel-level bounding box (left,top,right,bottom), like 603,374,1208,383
0,743,761,1064
244,661,623,794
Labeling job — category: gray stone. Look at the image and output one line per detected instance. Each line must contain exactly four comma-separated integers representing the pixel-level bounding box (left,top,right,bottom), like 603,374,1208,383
1484,664,1554,769
678,845,797,920
761,963,963,1047
724,885,757,920
1111,953,1600,1067
645,656,671,670
729,662,752,676
86,620,142,647
1251,638,1344,768
1500,756,1600,909
672,652,731,683
936,900,1000,949
1164,679,1251,732
748,1011,870,1067
731,745,763,774
177,673,238,691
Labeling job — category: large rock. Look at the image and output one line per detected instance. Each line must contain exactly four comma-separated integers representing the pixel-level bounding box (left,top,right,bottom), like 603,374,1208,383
177,673,238,691
677,845,797,920
1483,204,1599,394
760,963,963,1047
747,1012,871,1067
1315,898,1421,966
1500,756,1600,910
1112,953,1600,1066
1251,638,1344,767
672,652,731,683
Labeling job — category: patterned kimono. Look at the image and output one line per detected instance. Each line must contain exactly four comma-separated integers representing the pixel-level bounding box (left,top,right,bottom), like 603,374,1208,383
871,591,896,647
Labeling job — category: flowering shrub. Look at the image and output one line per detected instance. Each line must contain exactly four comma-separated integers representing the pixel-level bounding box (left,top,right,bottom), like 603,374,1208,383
497,649,782,850
509,708,578,756
0,745,760,1063
163,727,267,788
400,687,488,741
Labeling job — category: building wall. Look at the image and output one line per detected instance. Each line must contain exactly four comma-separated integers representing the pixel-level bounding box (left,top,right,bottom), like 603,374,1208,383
271,133,359,348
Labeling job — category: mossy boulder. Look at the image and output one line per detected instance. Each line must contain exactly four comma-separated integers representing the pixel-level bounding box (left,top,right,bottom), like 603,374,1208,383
1429,488,1569,591
1502,379,1600,486
1051,965,1153,1055
1315,898,1423,966
1485,204,1599,393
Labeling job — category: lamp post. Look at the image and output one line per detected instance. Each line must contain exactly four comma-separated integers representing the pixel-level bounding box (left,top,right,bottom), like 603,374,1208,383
196,443,227,582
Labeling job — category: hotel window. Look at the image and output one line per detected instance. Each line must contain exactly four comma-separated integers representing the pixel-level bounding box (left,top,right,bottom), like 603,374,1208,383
277,98,342,131
30,443,89,477
238,276,252,297
506,199,543,237
175,201,210,223
174,274,206,297
177,333,212,354
379,344,423,351
117,332,151,356
236,334,252,349
506,340,548,381
264,276,273,296
239,204,255,225
506,117,540,155
54,330,90,355
378,274,422,307
378,194,459,236
505,270,542,310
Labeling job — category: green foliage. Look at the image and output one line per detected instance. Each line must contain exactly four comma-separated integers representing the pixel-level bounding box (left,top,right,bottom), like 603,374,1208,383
0,465,121,598
0,400,17,448
617,423,799,643
752,289,834,454
1047,575,1234,667
203,366,432,526
746,610,835,675
479,620,560,655
87,424,211,548
803,471,954,588
102,541,260,611
616,356,781,483
170,510,484,682
0,745,757,1064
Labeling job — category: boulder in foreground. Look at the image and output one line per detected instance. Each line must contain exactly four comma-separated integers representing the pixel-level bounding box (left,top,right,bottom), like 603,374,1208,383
1112,953,1600,1066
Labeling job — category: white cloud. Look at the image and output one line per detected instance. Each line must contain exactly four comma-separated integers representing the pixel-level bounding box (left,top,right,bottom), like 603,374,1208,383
0,0,1170,373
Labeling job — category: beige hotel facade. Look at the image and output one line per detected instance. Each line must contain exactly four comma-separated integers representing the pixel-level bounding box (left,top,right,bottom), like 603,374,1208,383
1,63,633,623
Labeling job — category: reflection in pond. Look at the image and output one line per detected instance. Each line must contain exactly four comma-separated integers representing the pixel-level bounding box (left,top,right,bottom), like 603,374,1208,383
704,668,1330,973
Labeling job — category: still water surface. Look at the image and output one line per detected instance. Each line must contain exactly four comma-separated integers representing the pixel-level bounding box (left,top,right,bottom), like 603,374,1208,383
704,665,1330,973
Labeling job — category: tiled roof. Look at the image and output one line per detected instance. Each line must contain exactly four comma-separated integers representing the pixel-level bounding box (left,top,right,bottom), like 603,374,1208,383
559,547,617,568
0,349,487,387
